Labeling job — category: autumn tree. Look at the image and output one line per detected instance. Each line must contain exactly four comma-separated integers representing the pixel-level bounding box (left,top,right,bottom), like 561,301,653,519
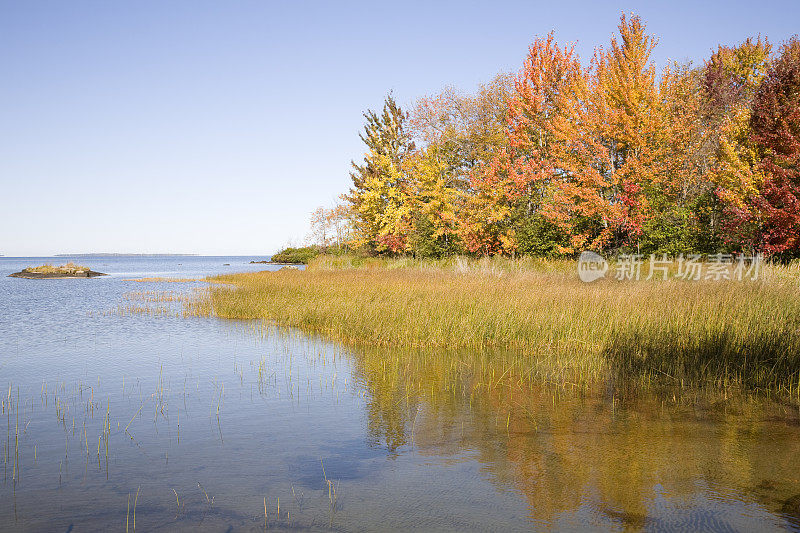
515,33,620,253
308,204,353,250
748,37,800,256
401,145,463,257
457,35,576,254
308,207,332,248
590,14,669,250
345,94,416,253
460,29,636,256
327,203,351,248
409,73,513,183
705,37,773,117
705,38,773,252
407,74,513,256
461,16,671,256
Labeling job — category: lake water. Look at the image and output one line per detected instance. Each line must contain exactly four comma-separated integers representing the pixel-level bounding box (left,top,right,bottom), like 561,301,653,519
0,256,799,531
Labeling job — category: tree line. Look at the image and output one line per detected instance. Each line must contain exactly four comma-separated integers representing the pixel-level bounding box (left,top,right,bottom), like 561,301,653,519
329,14,799,259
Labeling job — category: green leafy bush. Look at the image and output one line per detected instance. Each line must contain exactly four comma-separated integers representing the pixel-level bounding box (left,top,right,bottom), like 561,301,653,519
270,246,321,264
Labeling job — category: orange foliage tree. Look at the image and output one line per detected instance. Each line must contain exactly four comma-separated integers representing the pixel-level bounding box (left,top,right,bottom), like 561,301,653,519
343,14,799,259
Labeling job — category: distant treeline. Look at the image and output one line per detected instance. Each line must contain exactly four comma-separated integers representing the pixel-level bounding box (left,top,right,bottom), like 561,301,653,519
338,14,799,259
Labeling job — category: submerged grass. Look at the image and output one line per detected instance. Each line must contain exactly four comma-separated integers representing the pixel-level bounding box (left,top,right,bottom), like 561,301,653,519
197,255,800,394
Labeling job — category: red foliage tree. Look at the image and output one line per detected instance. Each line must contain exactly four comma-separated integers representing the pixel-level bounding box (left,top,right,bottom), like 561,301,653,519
749,37,800,255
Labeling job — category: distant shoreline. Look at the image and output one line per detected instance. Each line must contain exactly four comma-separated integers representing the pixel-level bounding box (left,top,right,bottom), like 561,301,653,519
55,253,200,257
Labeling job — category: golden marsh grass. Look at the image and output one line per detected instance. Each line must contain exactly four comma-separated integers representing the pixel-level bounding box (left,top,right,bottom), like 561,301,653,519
193,256,800,394
122,277,201,283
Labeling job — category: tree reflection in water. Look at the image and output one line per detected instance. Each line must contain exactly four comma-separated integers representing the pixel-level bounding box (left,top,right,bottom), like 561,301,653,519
351,344,800,529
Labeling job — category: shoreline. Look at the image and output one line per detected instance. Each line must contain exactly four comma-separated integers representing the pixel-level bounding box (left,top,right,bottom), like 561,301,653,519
249,260,304,265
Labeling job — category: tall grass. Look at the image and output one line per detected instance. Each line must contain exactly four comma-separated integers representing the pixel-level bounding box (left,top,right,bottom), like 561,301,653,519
199,255,800,394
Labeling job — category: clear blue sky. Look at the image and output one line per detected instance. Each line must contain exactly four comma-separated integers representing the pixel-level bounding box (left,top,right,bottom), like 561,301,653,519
1,0,798,256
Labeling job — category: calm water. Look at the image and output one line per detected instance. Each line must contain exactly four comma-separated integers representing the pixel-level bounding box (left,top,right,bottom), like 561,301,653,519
0,256,799,531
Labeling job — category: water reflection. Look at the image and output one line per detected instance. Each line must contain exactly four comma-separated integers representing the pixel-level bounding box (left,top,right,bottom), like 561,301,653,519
351,345,800,530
